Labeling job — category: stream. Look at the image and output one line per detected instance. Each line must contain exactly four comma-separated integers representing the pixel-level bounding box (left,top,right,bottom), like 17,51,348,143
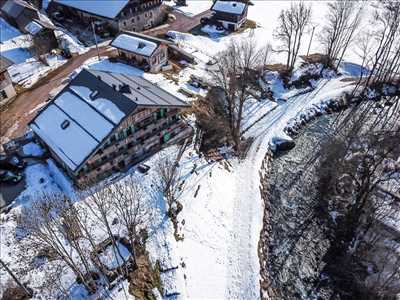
260,115,338,299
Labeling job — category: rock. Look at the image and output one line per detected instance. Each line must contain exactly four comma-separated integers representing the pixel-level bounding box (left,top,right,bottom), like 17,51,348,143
270,137,296,153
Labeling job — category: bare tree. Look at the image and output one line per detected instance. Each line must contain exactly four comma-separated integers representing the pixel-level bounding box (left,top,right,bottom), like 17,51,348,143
319,0,363,70
153,143,188,240
109,176,153,251
362,1,400,87
274,2,312,72
154,142,187,212
17,193,96,293
315,98,400,298
83,186,129,274
209,39,271,152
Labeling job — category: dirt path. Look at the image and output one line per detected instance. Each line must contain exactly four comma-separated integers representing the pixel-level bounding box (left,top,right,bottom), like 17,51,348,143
0,46,112,144
144,9,212,36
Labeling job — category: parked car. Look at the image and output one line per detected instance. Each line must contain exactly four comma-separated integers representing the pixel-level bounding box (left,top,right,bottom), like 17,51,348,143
51,11,64,23
137,164,150,174
0,170,23,184
0,155,26,171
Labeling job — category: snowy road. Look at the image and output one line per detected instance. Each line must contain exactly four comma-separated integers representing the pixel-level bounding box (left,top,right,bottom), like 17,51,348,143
225,79,332,299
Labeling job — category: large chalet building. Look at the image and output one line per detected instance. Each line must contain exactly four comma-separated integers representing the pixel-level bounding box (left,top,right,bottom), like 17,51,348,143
49,0,165,34
29,69,192,186
211,0,249,31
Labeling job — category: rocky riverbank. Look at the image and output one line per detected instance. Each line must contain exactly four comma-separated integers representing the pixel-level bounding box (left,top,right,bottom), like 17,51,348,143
259,115,337,300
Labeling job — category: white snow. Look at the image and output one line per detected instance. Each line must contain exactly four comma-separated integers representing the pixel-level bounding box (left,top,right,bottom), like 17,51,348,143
165,0,212,17
53,0,129,19
111,33,158,57
212,1,246,15
56,29,88,55
22,142,45,157
70,85,126,124
30,88,120,171
201,25,226,36
0,18,32,64
30,103,100,171
24,21,43,35
54,91,114,140
99,241,131,270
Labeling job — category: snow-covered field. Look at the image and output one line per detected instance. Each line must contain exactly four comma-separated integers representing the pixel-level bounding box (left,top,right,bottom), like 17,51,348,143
0,1,383,299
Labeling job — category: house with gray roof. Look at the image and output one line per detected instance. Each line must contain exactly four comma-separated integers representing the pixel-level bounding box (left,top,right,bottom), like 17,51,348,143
111,31,171,73
29,68,192,186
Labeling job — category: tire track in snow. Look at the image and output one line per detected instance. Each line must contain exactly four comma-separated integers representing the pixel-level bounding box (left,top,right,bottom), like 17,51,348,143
225,79,330,299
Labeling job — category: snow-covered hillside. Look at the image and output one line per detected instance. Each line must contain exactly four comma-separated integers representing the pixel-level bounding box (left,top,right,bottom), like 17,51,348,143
0,1,385,299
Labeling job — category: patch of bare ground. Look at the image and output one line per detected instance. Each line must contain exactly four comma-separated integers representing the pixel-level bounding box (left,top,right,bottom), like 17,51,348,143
128,245,163,300
299,53,331,66
235,19,258,34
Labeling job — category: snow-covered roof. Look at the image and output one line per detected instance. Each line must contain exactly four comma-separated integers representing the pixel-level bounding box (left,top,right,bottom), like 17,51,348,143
211,1,247,15
111,33,159,57
25,20,43,35
30,90,117,171
53,0,129,19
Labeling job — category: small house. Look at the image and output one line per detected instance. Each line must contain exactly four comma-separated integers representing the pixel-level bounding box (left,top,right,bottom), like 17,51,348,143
29,69,192,186
0,56,16,106
1,0,58,54
48,0,165,35
211,0,249,31
111,31,170,73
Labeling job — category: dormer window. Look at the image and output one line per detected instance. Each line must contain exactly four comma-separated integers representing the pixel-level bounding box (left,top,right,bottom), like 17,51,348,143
89,90,99,100
61,120,70,130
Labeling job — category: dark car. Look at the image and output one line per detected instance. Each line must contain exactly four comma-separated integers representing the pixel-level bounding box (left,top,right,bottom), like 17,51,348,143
0,170,23,184
0,155,26,171
137,164,150,174
51,11,65,23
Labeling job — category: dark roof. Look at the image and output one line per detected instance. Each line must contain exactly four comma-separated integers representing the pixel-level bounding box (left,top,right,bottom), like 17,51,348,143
0,55,14,72
88,69,190,108
73,69,138,116
52,0,130,20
